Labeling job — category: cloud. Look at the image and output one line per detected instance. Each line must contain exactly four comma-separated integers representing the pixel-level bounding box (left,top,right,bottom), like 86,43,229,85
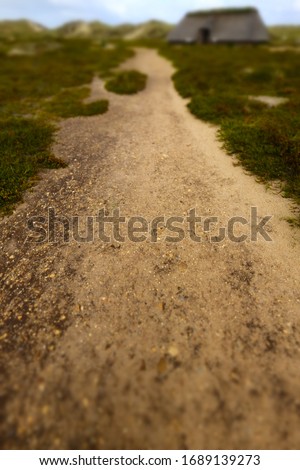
46,0,225,22
102,0,225,22
104,0,133,17
49,0,80,5
294,0,300,10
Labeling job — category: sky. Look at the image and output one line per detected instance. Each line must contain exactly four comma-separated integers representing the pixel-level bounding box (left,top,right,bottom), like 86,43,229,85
0,0,299,27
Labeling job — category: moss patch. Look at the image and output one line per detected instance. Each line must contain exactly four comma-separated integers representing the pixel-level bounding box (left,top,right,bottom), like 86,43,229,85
105,70,147,95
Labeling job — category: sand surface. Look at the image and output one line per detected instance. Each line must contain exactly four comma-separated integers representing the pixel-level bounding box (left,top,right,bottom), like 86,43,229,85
0,49,300,450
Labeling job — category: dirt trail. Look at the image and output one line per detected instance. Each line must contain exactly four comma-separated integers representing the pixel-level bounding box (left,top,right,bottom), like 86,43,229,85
1,49,300,450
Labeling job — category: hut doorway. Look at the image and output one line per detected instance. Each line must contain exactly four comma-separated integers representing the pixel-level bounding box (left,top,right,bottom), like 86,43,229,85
199,27,211,43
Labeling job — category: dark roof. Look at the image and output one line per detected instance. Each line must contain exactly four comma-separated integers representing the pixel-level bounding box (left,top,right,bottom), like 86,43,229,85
187,7,257,17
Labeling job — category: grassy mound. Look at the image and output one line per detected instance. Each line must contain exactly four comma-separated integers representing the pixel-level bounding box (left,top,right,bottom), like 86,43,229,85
43,87,109,118
105,70,147,95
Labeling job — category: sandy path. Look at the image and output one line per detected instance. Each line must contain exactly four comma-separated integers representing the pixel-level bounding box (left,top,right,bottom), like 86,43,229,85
0,49,300,450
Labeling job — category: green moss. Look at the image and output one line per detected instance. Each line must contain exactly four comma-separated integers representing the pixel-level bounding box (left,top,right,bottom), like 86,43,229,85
0,118,66,214
188,93,266,124
187,8,257,17
269,26,300,46
0,39,133,111
43,87,109,118
105,70,147,95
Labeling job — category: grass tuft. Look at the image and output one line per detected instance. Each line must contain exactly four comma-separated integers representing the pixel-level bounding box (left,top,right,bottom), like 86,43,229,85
105,70,147,95
43,87,109,118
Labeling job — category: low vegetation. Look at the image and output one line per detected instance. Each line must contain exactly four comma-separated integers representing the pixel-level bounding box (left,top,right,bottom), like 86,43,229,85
105,70,147,95
160,43,300,215
0,118,65,213
269,25,300,46
43,87,109,118
0,36,133,214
